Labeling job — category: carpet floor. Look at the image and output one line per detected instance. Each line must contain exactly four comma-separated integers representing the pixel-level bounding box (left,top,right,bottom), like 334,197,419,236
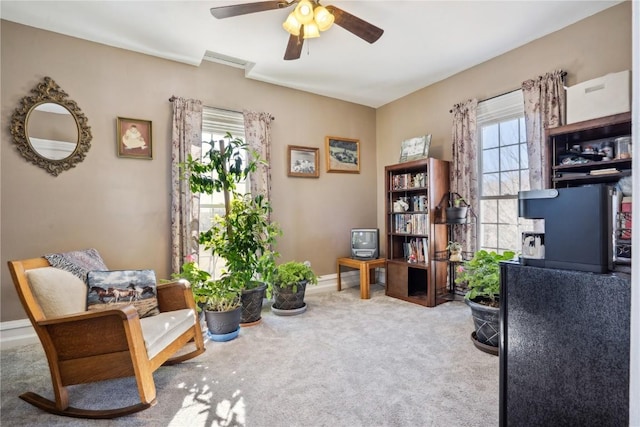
0,285,499,426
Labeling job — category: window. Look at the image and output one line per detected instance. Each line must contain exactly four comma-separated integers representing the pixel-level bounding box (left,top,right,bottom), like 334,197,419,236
199,107,246,276
477,91,533,253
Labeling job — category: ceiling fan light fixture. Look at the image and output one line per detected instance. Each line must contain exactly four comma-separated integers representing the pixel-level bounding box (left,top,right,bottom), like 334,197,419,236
313,5,334,32
294,0,315,25
282,12,301,36
303,21,320,39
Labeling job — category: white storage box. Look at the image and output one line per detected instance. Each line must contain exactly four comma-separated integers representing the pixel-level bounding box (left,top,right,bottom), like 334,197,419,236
566,70,630,124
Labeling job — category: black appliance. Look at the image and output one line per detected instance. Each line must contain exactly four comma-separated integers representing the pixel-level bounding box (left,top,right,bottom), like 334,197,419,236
518,184,612,273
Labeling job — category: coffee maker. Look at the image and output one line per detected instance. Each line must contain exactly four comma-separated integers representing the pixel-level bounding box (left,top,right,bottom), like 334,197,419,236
518,184,612,273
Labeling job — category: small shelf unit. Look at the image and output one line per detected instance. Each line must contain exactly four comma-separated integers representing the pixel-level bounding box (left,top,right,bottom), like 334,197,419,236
548,112,632,188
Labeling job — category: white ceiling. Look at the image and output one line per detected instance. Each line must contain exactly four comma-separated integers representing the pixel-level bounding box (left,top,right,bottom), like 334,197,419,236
0,0,622,108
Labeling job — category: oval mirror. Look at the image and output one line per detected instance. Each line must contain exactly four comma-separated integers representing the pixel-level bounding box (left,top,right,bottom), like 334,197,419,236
10,77,92,176
27,102,79,160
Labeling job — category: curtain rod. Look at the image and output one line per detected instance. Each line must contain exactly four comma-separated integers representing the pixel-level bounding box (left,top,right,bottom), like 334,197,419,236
169,96,275,121
449,70,567,113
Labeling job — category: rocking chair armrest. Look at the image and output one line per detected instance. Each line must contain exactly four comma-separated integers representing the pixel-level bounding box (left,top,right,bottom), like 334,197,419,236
37,305,139,326
35,305,148,361
156,279,195,312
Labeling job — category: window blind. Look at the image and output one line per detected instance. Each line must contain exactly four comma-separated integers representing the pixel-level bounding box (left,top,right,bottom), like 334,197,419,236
202,107,245,137
477,89,524,124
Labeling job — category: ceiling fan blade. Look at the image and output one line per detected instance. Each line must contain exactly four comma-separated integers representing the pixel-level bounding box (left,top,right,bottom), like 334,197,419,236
325,5,384,44
211,1,291,19
284,33,304,60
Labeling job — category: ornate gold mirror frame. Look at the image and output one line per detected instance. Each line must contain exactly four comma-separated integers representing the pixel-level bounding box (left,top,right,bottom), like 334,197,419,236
10,77,92,176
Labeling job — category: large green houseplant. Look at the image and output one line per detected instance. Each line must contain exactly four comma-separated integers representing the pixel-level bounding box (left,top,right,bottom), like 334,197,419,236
183,133,281,325
455,249,515,353
271,261,318,316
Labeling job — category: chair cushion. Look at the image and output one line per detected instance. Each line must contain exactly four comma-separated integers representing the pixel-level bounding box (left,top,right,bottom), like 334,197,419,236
86,270,160,318
44,248,108,283
26,267,88,318
140,308,197,359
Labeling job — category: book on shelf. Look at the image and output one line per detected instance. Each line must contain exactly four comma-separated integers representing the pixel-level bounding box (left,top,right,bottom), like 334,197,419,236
590,168,620,176
393,213,429,234
403,237,429,263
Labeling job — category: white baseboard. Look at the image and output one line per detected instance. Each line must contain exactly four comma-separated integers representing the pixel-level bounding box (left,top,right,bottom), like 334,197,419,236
0,318,38,349
306,268,386,295
0,269,386,349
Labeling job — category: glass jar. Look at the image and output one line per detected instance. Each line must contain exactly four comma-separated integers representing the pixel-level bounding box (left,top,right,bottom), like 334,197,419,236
614,136,632,159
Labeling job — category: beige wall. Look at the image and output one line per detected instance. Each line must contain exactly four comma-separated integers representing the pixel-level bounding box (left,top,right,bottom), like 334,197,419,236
0,20,377,321
0,2,632,322
375,1,632,249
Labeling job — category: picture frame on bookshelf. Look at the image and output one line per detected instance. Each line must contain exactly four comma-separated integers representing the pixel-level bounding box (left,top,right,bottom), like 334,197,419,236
399,134,431,163
325,136,360,173
287,145,319,178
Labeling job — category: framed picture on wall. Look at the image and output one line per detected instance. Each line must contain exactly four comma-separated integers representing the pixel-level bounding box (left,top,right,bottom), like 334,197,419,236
399,134,431,163
325,136,360,173
117,117,152,159
288,145,319,178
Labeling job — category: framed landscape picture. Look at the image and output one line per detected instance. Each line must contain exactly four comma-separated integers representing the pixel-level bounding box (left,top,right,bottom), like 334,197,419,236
288,145,319,178
325,136,360,173
117,117,152,159
399,134,431,163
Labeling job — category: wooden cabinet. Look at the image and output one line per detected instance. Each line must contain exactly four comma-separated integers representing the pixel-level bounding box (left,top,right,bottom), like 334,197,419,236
548,112,632,188
384,158,449,307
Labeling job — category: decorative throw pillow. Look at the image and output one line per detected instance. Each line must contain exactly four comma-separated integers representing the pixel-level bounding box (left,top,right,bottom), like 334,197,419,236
44,248,108,283
26,267,88,318
86,270,159,318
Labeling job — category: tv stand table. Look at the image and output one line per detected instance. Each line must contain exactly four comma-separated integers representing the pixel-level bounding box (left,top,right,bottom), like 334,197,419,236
336,257,386,299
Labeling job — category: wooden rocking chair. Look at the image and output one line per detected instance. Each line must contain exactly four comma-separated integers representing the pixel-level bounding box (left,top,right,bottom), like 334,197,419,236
7,257,206,419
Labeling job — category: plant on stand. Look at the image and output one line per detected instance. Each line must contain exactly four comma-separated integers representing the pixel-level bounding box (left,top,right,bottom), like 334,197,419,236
445,193,468,224
271,261,318,316
455,249,515,355
182,132,281,330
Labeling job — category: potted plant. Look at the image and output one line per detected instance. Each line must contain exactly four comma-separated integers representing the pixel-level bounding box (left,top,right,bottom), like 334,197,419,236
455,249,515,354
172,259,242,341
445,193,468,224
199,275,243,341
446,241,463,262
271,261,318,316
183,133,281,326
171,257,211,315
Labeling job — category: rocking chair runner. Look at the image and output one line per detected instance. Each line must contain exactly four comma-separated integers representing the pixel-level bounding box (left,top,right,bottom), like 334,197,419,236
7,257,206,419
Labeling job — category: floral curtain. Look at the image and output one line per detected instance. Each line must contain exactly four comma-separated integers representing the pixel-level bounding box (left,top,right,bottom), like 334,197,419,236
450,99,479,254
170,98,203,273
521,70,566,190
243,110,274,209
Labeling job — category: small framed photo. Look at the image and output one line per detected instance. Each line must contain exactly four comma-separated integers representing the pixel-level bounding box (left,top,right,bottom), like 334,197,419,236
117,117,152,159
325,136,360,173
288,145,319,178
399,134,431,163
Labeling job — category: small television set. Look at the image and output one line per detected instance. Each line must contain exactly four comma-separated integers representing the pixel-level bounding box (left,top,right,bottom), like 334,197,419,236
351,228,379,260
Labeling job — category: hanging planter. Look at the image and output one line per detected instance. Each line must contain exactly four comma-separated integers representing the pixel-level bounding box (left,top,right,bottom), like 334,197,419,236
445,193,469,224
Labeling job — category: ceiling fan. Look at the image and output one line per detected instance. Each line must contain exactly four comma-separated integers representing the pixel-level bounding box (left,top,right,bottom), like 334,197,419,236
210,0,384,60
